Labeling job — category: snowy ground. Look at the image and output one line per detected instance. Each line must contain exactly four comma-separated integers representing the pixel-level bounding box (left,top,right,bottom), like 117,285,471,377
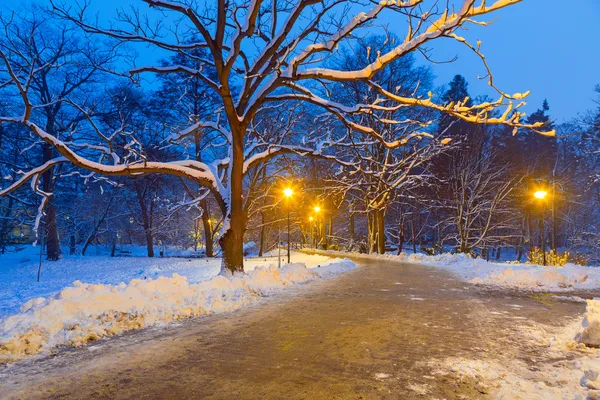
313,249,600,292
0,247,355,363
426,300,600,400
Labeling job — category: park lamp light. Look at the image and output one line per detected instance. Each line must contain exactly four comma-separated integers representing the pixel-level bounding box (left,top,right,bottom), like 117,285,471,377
314,205,321,213
534,190,548,200
283,187,293,198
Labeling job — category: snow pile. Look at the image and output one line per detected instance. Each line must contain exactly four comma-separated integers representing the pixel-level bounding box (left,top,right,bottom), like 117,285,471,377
434,304,600,399
0,259,356,362
405,252,596,291
308,249,600,291
0,248,344,318
431,356,597,399
577,298,600,347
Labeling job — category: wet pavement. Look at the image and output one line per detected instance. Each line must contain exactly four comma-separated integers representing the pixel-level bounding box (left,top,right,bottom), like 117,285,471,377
0,256,590,399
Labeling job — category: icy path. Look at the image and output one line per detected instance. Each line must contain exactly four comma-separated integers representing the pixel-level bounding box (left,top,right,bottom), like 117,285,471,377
0,253,596,399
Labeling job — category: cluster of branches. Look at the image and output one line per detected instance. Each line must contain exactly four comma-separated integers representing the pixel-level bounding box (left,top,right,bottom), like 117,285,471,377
0,0,558,272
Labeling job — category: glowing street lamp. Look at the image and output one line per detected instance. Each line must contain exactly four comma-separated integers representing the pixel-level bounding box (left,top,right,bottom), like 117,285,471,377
533,189,549,265
314,206,321,213
284,187,293,198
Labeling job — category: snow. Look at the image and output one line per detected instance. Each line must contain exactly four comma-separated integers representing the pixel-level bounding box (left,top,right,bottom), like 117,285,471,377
313,250,600,292
428,299,600,399
0,247,355,362
577,298,600,347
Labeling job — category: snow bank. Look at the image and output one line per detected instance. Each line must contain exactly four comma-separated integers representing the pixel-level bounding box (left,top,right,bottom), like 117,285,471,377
577,299,600,347
0,259,356,363
0,248,345,318
309,250,600,291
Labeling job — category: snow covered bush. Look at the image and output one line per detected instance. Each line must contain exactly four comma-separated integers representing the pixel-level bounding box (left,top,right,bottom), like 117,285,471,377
528,248,570,267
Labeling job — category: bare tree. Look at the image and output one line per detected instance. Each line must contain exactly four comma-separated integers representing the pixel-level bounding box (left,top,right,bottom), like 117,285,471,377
0,9,114,259
440,143,522,254
1,0,552,272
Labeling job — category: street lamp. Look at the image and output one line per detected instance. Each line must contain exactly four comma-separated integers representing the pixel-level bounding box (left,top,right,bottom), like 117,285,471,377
533,190,548,266
284,187,293,264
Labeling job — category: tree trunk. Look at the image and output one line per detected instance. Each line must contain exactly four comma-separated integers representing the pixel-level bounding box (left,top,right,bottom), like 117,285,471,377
377,209,385,254
527,213,534,253
368,210,376,254
0,194,14,254
133,181,154,258
397,221,405,255
69,233,77,255
81,195,115,256
411,218,417,254
43,198,61,260
258,211,265,257
110,239,117,257
200,199,214,257
41,136,61,261
349,211,355,242
219,131,245,274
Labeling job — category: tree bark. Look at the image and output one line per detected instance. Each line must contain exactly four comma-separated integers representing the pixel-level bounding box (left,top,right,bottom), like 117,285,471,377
368,210,376,254
134,181,154,258
397,221,405,255
410,218,417,254
42,143,61,261
377,208,385,254
200,199,214,257
258,211,265,257
219,130,245,273
349,212,355,241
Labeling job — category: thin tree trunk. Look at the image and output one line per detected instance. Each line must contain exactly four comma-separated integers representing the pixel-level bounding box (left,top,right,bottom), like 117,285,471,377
411,218,417,254
258,211,265,257
0,195,14,254
200,199,214,257
349,212,355,241
134,181,154,258
377,208,385,254
397,220,405,255
69,232,77,255
81,195,115,256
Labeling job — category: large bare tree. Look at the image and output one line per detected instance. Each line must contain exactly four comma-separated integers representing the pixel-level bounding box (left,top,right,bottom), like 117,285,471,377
0,0,553,272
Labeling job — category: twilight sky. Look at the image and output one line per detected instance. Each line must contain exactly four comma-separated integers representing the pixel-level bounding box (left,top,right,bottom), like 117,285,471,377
3,0,599,122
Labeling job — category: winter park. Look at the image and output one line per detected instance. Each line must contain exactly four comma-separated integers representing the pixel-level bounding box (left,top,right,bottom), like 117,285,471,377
1,0,600,399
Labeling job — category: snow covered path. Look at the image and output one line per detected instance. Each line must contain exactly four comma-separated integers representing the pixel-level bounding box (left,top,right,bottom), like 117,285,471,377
0,254,597,399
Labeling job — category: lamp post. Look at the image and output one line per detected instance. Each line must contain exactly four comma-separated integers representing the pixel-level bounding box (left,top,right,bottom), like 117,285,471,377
534,190,548,266
284,188,293,264
309,216,314,249
313,206,321,249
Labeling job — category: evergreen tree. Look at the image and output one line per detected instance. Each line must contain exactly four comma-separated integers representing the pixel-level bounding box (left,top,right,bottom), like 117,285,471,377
438,75,474,142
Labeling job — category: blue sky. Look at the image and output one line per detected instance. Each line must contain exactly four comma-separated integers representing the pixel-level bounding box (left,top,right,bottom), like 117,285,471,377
3,0,599,122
